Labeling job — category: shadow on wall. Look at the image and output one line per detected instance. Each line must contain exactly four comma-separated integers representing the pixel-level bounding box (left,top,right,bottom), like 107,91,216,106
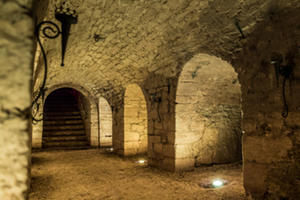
175,53,242,170
233,6,300,199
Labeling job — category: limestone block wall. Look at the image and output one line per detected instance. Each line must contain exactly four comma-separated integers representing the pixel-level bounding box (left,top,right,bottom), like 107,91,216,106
123,84,147,155
31,95,43,148
99,97,113,147
0,1,34,199
112,98,125,155
33,0,300,199
175,54,242,170
144,75,177,171
77,90,92,144
234,8,300,199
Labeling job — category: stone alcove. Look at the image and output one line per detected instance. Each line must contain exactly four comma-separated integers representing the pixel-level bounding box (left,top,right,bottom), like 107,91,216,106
175,53,242,170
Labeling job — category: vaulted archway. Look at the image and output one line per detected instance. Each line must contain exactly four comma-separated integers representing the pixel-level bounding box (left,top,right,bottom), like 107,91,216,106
175,53,242,170
42,88,89,149
32,83,98,148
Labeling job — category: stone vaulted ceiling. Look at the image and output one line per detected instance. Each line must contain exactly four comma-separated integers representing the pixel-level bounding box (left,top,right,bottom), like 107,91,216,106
34,0,300,100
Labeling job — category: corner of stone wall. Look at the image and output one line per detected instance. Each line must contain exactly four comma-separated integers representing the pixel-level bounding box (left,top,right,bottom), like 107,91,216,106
0,1,34,199
112,95,125,155
236,6,300,199
143,74,177,171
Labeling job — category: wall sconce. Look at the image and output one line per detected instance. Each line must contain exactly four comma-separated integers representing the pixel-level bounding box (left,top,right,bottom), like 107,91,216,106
36,1,78,67
270,53,294,118
32,1,78,122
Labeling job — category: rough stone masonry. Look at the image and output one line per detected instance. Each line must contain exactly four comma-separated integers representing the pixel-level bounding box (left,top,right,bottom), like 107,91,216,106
0,0,300,199
0,0,34,199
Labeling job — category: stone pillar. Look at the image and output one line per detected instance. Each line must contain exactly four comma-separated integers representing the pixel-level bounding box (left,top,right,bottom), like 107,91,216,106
0,1,34,199
144,75,176,171
112,97,125,155
123,84,148,155
99,97,113,147
236,9,300,198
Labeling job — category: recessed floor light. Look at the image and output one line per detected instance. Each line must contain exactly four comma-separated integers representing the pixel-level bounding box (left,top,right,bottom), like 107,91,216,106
136,159,146,164
212,179,224,188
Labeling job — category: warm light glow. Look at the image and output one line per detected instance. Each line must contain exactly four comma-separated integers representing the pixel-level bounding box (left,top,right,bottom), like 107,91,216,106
212,179,224,188
137,159,146,164
106,147,114,152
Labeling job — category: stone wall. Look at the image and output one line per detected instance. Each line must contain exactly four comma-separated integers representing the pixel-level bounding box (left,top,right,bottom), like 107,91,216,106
234,8,300,199
112,96,125,155
32,0,300,199
99,97,113,147
0,0,34,199
144,75,177,171
77,90,91,144
123,84,147,155
175,54,241,169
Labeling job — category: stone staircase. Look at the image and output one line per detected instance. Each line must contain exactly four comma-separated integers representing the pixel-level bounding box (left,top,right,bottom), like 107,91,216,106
43,93,89,150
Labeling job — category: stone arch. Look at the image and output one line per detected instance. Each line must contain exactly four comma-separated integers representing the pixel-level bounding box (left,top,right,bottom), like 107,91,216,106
175,53,242,170
124,84,148,155
98,97,113,147
32,83,98,148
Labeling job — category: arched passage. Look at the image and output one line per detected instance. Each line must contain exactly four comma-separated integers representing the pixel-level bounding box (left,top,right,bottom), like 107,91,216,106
175,54,242,170
99,97,113,147
124,84,148,155
42,88,90,149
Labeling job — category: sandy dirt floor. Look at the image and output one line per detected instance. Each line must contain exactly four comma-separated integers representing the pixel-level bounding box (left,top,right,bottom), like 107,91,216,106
29,149,247,200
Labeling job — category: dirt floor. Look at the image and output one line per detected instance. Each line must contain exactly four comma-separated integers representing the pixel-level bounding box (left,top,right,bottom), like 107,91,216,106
29,149,247,200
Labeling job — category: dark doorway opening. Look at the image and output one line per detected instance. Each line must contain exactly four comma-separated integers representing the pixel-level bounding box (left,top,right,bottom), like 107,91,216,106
42,88,89,150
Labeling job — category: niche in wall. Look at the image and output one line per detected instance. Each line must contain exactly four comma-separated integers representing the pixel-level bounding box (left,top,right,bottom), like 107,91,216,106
175,54,242,169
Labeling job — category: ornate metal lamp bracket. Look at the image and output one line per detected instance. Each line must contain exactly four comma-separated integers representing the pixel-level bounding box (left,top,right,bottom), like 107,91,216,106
32,4,77,122
270,53,294,118
36,4,78,67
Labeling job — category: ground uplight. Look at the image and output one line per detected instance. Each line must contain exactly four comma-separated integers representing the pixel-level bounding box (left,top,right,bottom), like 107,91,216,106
136,159,147,164
212,179,225,188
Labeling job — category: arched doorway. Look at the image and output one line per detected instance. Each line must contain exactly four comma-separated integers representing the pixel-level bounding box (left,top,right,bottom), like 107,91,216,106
124,84,148,156
175,54,242,170
42,88,89,149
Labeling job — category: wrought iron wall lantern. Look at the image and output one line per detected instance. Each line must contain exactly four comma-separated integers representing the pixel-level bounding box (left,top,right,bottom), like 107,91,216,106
36,2,78,67
32,2,78,122
270,53,294,118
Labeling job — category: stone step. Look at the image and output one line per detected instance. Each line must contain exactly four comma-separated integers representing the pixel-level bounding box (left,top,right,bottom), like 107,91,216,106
43,124,84,131
46,100,78,106
45,111,81,115
42,146,90,150
43,119,83,126
43,140,89,148
42,96,88,150
43,135,87,142
43,129,85,136
45,103,77,107
44,108,80,113
44,115,82,120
